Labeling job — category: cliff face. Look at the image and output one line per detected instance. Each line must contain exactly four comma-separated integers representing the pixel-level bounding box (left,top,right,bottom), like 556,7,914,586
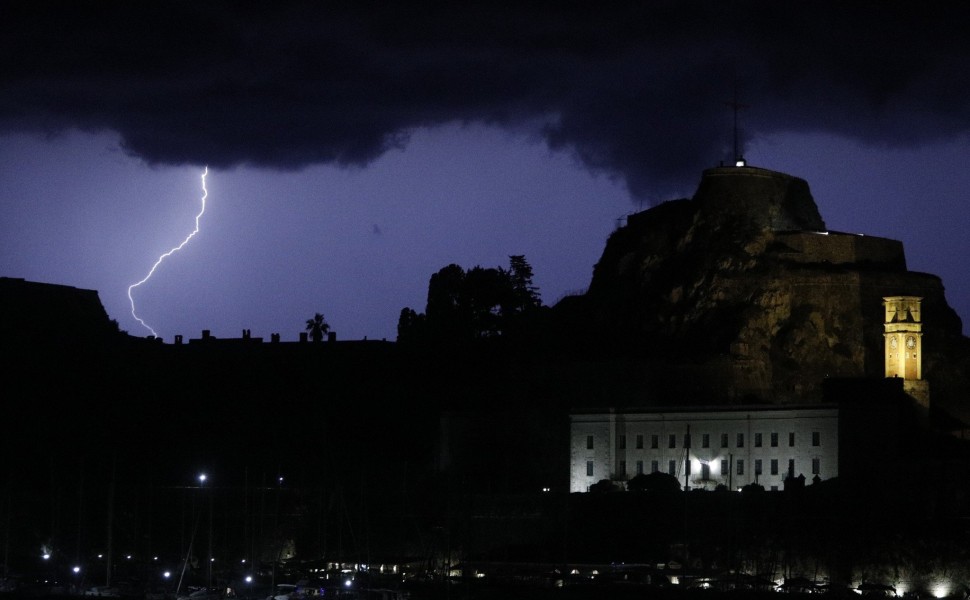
579,166,968,408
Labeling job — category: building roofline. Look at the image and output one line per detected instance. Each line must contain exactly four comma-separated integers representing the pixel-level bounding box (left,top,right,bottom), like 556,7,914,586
569,404,840,416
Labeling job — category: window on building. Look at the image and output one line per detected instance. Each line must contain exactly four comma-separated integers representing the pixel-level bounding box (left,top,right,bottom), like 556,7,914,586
586,435,594,450
737,459,744,475
812,431,821,446
619,435,626,450
669,434,676,449
651,460,659,473
771,432,778,447
770,459,778,475
668,460,676,475
636,434,644,449
720,459,728,475
586,461,593,477
702,433,710,448
755,459,762,475
770,485,778,491
789,432,795,447
651,435,659,449
721,433,729,448
684,433,691,448
737,433,744,448
636,460,643,475
812,458,820,475
755,433,762,447
619,461,626,476
788,459,795,477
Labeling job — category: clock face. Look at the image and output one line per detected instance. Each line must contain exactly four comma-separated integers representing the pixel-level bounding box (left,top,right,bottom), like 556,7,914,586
889,337,898,350
906,336,917,349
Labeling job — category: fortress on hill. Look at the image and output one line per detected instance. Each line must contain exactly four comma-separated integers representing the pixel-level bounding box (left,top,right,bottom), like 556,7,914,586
570,164,967,408
568,163,970,492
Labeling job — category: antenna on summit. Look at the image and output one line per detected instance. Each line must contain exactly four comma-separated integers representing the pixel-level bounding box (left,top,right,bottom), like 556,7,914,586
724,83,749,167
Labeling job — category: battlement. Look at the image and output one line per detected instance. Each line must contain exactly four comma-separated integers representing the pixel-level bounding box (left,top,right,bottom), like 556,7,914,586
773,230,906,269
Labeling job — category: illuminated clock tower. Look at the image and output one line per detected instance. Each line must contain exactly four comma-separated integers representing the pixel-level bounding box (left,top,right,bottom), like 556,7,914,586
884,296,930,407
884,296,922,379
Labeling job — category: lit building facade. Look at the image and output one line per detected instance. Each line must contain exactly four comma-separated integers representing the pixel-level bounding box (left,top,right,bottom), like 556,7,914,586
570,405,839,493
884,296,929,407
884,296,923,380
568,297,930,494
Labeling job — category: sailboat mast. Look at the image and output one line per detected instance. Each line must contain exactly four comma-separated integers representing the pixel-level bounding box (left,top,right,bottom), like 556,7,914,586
106,460,115,588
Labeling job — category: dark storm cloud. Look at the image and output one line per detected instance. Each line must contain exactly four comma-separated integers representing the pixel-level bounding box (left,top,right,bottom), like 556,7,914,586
3,1,970,198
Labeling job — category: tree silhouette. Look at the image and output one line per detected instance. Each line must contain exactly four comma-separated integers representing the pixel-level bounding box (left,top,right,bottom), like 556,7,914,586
305,313,330,342
507,254,541,312
627,471,681,493
397,307,425,344
398,255,545,344
589,478,620,493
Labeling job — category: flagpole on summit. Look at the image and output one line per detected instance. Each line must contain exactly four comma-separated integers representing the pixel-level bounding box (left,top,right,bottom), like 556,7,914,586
724,84,749,165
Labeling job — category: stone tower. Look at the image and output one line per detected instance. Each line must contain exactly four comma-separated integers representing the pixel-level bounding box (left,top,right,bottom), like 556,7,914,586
884,296,930,407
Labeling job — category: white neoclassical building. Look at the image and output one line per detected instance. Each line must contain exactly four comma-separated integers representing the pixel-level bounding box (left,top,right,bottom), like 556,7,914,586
570,405,839,493
569,295,929,494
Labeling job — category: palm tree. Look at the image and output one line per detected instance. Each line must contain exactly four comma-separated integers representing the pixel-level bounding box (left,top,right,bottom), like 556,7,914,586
305,313,330,342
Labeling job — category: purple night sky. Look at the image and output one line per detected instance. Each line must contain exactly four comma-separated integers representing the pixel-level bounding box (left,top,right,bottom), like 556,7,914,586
1,3,968,342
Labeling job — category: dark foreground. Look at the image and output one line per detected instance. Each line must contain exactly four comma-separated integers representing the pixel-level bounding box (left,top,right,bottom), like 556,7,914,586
0,587,837,600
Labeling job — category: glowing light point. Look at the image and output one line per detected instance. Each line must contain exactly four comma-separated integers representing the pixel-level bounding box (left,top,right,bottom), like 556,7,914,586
128,167,209,338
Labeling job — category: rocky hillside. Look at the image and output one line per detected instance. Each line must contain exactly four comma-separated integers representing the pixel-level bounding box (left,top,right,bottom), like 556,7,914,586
567,166,970,414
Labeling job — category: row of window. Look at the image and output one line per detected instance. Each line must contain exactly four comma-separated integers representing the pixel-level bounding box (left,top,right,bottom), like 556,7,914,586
586,457,823,478
586,431,822,450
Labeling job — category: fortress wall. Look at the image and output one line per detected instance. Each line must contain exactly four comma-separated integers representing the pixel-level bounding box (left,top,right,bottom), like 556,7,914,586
695,167,825,231
775,231,905,268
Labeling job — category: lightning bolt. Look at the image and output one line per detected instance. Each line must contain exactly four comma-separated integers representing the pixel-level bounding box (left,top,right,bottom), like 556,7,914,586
127,167,208,338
